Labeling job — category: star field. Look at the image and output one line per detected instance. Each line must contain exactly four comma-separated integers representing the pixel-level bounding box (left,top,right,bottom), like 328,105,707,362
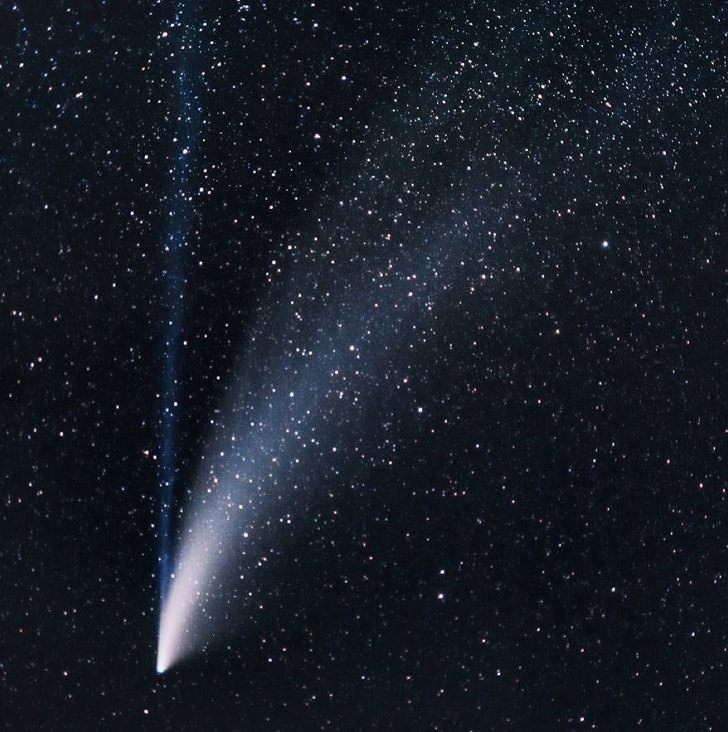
2,1,727,729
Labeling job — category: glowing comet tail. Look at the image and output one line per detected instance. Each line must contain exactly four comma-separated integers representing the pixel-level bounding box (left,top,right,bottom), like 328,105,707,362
156,1,202,674
154,37,471,669
154,233,464,672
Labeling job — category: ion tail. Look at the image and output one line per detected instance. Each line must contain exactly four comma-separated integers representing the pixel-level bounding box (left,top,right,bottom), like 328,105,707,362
158,2,202,612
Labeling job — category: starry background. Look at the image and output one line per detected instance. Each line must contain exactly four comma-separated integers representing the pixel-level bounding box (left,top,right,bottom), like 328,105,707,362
2,1,727,730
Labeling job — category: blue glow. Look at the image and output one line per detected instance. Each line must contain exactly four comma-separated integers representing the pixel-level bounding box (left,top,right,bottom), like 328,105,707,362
158,7,200,614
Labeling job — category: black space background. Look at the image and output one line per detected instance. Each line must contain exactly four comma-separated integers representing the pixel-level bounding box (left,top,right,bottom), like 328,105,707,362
2,2,727,730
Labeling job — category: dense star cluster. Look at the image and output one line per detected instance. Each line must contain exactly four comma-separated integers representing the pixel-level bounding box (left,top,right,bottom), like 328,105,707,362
2,1,727,729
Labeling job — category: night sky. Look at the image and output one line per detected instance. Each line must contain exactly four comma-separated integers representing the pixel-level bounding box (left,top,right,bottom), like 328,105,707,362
2,1,727,730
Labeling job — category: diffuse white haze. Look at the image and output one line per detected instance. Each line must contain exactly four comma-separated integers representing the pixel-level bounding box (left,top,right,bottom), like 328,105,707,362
155,57,488,671
155,219,470,672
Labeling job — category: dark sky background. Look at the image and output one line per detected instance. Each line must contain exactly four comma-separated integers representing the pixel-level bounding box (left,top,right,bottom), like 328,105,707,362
2,1,727,730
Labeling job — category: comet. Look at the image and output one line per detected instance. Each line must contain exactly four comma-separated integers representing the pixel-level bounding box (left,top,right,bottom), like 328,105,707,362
154,225,466,672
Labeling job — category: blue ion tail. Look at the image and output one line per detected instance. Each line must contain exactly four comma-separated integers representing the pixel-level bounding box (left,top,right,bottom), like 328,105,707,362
156,2,200,668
